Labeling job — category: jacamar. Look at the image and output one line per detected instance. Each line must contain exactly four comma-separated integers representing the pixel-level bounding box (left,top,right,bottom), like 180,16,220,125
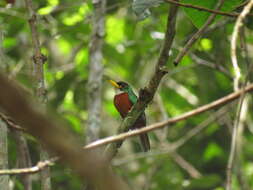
109,80,150,152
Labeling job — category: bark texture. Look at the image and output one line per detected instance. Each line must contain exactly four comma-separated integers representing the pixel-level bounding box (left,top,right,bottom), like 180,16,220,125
13,131,32,190
24,0,50,189
0,28,9,190
0,120,9,190
86,0,106,143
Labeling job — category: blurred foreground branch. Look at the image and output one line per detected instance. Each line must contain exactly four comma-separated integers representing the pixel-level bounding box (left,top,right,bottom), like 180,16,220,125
0,73,130,190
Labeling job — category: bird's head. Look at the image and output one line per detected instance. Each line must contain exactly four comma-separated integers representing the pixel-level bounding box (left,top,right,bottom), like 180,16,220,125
109,80,131,93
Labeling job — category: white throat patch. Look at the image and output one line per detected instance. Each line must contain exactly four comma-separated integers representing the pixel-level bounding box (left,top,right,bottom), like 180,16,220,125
115,88,123,95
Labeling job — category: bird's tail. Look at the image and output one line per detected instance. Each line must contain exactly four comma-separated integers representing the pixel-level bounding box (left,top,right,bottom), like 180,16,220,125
139,133,150,152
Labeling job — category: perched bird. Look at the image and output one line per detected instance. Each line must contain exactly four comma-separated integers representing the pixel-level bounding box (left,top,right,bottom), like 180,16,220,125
109,80,150,152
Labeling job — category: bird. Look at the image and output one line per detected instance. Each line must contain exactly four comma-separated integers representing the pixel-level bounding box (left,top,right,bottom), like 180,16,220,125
109,79,150,152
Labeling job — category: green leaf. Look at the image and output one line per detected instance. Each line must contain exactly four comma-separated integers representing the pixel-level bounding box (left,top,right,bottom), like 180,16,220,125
203,142,224,161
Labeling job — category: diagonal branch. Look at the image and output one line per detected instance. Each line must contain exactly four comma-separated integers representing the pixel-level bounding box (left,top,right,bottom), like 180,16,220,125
0,112,26,132
3,83,253,174
85,83,253,150
173,0,225,66
0,73,130,190
164,0,253,17
104,3,179,160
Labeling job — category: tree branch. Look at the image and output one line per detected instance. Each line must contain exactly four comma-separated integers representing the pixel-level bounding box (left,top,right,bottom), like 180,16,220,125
0,112,26,132
0,25,10,190
0,73,130,190
0,158,57,175
24,0,50,188
174,0,225,66
164,0,253,17
104,3,179,160
86,0,106,143
226,1,253,189
85,83,253,150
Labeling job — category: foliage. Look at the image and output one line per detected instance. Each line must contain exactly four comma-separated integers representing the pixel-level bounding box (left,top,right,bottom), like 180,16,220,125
1,0,253,189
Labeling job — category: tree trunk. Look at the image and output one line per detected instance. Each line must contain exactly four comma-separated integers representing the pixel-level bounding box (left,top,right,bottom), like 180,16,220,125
0,119,9,190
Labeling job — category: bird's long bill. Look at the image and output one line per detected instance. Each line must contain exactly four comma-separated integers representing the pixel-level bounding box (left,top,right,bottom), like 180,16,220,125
109,79,120,89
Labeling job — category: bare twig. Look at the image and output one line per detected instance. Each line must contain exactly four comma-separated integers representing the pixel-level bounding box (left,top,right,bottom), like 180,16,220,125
2,83,252,154
0,158,57,175
235,29,251,190
226,1,253,189
190,53,233,80
164,0,253,17
104,2,179,161
171,106,230,150
171,152,202,178
235,96,250,190
154,92,202,178
0,112,26,132
230,1,253,91
174,0,225,66
85,83,253,150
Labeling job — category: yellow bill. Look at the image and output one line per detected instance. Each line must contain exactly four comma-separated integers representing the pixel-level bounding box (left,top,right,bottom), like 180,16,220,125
109,79,120,88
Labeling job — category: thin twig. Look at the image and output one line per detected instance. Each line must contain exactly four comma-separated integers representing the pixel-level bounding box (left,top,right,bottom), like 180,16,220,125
111,106,230,169
235,28,251,190
0,113,26,132
164,0,253,17
226,1,253,189
85,83,253,150
0,158,57,175
230,2,253,91
171,106,230,150
174,0,225,66
154,92,202,178
171,152,202,178
190,53,233,80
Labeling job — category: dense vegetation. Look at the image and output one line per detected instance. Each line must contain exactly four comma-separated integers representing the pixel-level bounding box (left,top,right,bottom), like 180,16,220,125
0,0,253,189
